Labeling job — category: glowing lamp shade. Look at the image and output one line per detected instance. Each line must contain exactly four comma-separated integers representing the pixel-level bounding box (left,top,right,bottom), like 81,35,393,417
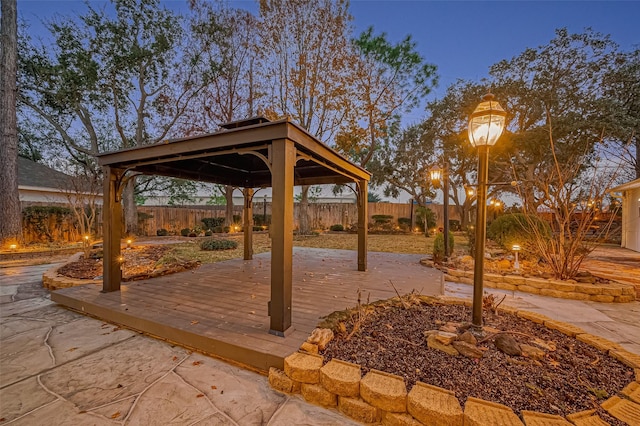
429,166,442,184
468,93,507,148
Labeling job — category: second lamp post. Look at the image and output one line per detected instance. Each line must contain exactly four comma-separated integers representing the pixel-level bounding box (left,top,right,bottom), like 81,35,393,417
429,164,449,260
467,93,507,331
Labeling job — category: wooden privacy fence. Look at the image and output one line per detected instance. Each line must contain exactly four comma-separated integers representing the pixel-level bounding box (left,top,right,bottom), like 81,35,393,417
136,202,459,236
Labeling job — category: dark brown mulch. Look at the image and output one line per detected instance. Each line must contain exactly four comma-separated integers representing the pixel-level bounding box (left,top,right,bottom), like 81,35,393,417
321,301,632,424
57,245,198,281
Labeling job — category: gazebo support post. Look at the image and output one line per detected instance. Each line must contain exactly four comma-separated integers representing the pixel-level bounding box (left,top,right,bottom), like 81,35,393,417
357,179,368,271
243,188,254,260
269,139,294,336
102,166,123,292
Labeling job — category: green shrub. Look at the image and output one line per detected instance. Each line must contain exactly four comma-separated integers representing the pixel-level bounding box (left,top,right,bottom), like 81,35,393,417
487,213,551,254
415,207,436,231
156,228,169,236
204,230,213,236
397,217,412,231
432,231,454,263
371,214,393,224
200,238,238,251
330,224,344,231
201,217,225,230
254,214,271,226
180,228,191,237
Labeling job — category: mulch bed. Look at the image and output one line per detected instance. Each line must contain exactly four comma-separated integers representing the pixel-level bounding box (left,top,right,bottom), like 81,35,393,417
57,245,199,281
321,299,632,424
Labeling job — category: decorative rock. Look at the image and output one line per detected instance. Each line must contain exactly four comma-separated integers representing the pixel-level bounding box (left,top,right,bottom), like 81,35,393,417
494,334,522,356
601,395,640,425
319,359,361,397
407,382,463,426
521,410,572,425
434,331,458,345
284,352,323,384
338,396,380,424
439,322,460,333
520,344,545,361
457,331,477,345
531,338,556,352
463,397,524,426
427,334,459,356
460,255,474,264
497,259,511,270
299,342,318,354
452,341,484,359
307,328,334,350
382,412,422,426
360,369,407,413
300,383,337,408
423,329,440,338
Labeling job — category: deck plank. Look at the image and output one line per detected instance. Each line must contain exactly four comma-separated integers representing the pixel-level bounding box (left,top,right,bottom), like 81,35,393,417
52,248,442,372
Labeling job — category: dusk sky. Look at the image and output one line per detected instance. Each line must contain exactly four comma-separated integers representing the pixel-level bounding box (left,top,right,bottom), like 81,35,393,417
18,0,639,124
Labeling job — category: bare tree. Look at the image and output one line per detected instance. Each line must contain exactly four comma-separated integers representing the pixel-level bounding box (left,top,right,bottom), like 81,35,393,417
0,0,21,246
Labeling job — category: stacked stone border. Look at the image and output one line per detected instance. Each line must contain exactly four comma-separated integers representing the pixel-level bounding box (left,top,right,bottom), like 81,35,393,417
269,296,640,425
432,263,636,303
42,253,97,290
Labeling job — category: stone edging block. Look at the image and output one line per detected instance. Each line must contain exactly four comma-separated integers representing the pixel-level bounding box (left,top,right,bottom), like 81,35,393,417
320,359,361,397
407,382,462,426
360,369,407,413
463,397,524,426
601,395,640,425
609,349,640,369
621,381,640,404
576,333,624,353
284,351,323,384
565,409,609,426
338,396,380,423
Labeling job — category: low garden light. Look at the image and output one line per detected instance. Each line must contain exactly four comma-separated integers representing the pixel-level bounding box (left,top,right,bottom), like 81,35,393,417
512,244,521,271
9,244,17,251
468,93,507,332
126,239,133,249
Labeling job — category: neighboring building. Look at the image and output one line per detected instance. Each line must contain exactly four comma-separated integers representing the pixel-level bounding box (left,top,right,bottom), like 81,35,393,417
17,157,102,205
609,178,640,252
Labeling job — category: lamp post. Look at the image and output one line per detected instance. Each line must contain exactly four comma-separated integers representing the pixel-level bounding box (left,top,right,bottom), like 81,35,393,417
468,93,507,331
430,164,450,260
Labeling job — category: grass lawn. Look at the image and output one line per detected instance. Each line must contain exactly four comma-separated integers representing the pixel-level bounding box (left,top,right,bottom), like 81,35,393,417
162,232,469,265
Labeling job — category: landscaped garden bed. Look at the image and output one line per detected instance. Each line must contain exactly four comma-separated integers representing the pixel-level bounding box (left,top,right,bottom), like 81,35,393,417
271,295,639,425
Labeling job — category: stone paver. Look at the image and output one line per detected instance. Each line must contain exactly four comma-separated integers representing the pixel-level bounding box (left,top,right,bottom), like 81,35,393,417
0,263,360,425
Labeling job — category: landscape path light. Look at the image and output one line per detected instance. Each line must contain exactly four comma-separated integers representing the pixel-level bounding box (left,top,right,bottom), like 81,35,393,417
512,244,521,272
429,164,450,260
468,93,507,332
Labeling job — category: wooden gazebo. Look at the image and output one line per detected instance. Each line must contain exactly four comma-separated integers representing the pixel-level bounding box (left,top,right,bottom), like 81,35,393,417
97,117,371,336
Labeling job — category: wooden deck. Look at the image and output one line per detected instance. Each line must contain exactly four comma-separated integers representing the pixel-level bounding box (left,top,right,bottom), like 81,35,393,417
51,248,443,372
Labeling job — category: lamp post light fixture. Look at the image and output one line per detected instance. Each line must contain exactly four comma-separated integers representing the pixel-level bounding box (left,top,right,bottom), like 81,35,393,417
512,244,521,271
468,93,507,332
126,238,133,249
429,164,450,260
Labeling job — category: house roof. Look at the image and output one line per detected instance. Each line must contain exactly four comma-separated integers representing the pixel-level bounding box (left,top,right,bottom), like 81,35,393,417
17,156,74,190
609,177,640,193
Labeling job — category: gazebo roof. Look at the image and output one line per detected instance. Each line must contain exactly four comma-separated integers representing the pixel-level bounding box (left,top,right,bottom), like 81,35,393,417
97,117,370,187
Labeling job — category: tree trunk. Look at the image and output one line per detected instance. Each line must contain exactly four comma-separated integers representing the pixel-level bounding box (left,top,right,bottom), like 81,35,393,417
0,0,22,246
224,185,234,227
123,178,138,236
298,185,311,235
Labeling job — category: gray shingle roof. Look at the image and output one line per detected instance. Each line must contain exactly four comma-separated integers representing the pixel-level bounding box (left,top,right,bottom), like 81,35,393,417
17,156,75,190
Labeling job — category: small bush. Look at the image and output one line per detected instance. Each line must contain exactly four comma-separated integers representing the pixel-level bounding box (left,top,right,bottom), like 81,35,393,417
330,224,344,231
180,228,191,237
201,217,225,230
200,238,238,251
371,214,393,224
156,228,169,236
487,213,551,255
433,231,454,263
204,230,213,236
213,226,224,233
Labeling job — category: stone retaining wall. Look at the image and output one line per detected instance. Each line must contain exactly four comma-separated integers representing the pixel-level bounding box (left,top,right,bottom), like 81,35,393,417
269,297,640,425
440,266,636,303
42,253,96,290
